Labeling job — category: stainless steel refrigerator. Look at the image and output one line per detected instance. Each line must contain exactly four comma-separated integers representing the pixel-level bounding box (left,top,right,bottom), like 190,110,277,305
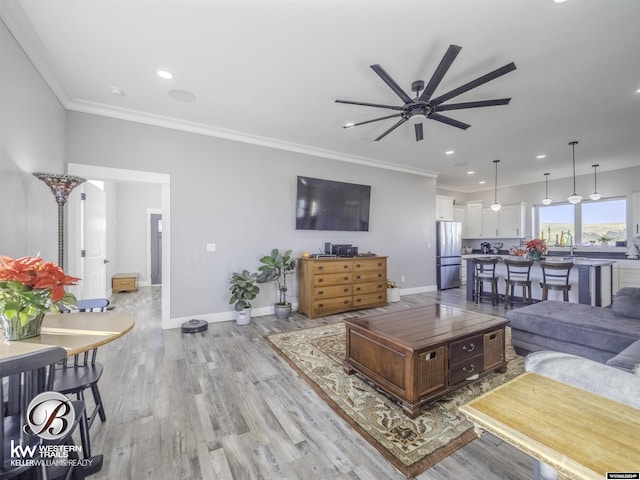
436,221,462,290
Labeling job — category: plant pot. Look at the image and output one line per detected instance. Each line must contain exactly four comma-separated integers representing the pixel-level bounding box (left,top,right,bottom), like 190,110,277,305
235,308,252,326
601,241,609,247
274,303,292,320
1,311,45,340
387,288,401,303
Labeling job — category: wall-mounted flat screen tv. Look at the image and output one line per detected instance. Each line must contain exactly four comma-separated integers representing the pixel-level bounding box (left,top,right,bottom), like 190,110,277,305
296,176,371,231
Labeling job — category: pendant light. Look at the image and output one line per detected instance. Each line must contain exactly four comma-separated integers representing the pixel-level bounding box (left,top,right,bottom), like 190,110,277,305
542,172,552,205
490,159,501,212
567,141,582,204
589,164,602,201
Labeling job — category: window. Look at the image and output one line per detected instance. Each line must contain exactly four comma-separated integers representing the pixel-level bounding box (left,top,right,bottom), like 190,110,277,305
539,204,575,246
536,198,627,246
582,198,626,245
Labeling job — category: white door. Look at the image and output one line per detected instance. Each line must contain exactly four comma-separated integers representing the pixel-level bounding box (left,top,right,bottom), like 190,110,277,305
81,181,107,299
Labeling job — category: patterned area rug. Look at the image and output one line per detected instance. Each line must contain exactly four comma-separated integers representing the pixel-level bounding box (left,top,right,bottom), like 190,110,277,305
267,322,524,478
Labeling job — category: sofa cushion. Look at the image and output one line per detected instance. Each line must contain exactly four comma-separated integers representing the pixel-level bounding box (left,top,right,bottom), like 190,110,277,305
612,288,640,319
507,301,640,356
525,351,640,409
606,339,640,373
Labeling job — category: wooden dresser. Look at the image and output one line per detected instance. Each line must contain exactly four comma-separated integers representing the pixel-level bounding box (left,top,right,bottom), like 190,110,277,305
298,256,387,319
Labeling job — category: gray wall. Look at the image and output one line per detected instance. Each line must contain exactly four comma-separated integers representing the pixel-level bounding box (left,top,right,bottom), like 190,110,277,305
65,112,437,319
0,20,65,262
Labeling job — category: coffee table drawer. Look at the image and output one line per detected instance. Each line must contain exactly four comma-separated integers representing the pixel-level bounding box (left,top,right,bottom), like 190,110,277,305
450,334,483,363
450,353,484,386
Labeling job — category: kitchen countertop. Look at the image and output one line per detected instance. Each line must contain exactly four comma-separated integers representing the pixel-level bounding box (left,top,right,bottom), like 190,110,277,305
461,254,616,267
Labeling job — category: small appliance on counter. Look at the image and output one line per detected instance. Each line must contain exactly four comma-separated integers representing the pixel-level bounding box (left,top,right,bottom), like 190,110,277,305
331,244,359,257
481,242,491,254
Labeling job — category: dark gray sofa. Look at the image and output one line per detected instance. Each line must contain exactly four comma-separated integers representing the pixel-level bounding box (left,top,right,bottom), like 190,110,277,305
506,288,640,364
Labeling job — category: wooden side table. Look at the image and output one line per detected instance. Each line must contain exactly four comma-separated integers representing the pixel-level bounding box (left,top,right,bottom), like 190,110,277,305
112,273,138,292
459,372,640,479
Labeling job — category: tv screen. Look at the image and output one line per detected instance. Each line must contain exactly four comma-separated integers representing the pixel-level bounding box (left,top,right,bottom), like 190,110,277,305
295,176,371,231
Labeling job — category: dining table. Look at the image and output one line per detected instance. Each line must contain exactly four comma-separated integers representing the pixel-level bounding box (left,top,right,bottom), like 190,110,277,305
0,310,135,359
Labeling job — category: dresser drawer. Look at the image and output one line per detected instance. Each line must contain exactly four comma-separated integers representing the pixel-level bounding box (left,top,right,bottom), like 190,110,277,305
314,296,352,313
353,271,385,283
353,282,385,295
353,292,386,307
449,334,483,363
449,354,484,386
353,259,386,271
312,261,352,274
314,285,352,299
313,273,352,286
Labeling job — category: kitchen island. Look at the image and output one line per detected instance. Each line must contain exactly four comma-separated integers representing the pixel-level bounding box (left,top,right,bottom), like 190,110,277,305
464,256,615,307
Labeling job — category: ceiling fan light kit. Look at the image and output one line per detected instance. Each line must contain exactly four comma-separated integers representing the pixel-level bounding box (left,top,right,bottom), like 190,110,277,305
542,172,552,205
567,141,582,204
336,44,516,142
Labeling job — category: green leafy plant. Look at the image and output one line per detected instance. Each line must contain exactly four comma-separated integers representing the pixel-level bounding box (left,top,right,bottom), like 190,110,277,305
229,270,260,311
256,249,296,305
598,235,613,243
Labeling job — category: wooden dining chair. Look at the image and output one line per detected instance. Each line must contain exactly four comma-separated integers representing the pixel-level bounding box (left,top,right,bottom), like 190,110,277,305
54,298,110,459
1,347,87,479
473,257,500,306
503,259,534,308
539,261,574,301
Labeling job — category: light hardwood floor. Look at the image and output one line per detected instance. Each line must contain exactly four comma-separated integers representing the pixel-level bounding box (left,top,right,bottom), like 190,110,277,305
87,287,534,479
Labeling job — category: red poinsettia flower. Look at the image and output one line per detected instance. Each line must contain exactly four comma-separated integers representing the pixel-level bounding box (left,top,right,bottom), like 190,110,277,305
525,238,548,253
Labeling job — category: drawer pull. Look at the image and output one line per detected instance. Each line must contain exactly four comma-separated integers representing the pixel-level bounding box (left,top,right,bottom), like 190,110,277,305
318,278,324,283
343,276,349,281
344,300,349,304
462,343,476,353
343,265,349,269
318,266,324,271
489,334,497,340
355,275,361,280
356,287,361,292
356,298,361,303
318,290,324,295
462,364,476,373
425,351,437,360
343,288,349,293
318,303,324,308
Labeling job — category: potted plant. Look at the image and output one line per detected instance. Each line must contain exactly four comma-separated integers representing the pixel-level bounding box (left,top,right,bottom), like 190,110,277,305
598,235,613,247
0,255,79,340
229,270,260,325
387,279,400,303
256,249,296,319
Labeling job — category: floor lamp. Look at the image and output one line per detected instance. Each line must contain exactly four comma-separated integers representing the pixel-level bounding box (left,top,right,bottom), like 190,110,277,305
33,172,86,269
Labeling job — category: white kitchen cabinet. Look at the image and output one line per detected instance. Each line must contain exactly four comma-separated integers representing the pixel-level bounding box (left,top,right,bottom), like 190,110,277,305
482,207,500,238
435,195,455,221
464,202,484,238
618,259,640,289
454,205,465,224
499,203,526,238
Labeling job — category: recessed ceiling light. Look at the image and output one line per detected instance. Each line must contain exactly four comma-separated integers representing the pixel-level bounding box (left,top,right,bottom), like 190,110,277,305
636,87,640,93
445,150,455,155
536,154,547,159
107,86,124,96
479,180,486,184
157,70,174,80
467,171,475,175
553,0,568,3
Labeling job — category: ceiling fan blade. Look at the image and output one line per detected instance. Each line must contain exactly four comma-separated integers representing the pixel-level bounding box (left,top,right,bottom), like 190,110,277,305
429,113,471,130
419,44,462,103
414,123,424,142
436,98,512,111
335,99,404,111
374,118,408,141
370,64,413,104
344,113,403,128
430,62,517,106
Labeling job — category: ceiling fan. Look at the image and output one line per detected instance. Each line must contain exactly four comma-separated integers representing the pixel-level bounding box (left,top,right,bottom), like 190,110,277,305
336,44,516,142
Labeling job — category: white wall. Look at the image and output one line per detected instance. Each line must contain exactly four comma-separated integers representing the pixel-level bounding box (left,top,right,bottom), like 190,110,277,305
115,182,161,284
65,112,438,320
0,20,66,262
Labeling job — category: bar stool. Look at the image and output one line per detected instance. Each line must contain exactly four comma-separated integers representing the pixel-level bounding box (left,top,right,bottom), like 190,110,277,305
539,261,574,301
503,259,534,308
473,257,499,306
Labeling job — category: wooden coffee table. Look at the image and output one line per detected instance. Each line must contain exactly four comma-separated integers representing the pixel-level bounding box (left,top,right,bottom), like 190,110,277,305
343,304,508,418
460,372,640,479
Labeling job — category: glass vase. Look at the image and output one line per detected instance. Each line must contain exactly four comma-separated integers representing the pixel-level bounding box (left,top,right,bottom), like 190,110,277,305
1,310,46,341
530,250,543,261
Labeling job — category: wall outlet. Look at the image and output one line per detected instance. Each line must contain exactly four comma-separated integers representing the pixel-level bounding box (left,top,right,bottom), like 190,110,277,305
206,243,216,252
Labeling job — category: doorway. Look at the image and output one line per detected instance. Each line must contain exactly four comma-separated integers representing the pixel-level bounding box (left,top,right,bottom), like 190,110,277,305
67,163,171,328
149,211,162,285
